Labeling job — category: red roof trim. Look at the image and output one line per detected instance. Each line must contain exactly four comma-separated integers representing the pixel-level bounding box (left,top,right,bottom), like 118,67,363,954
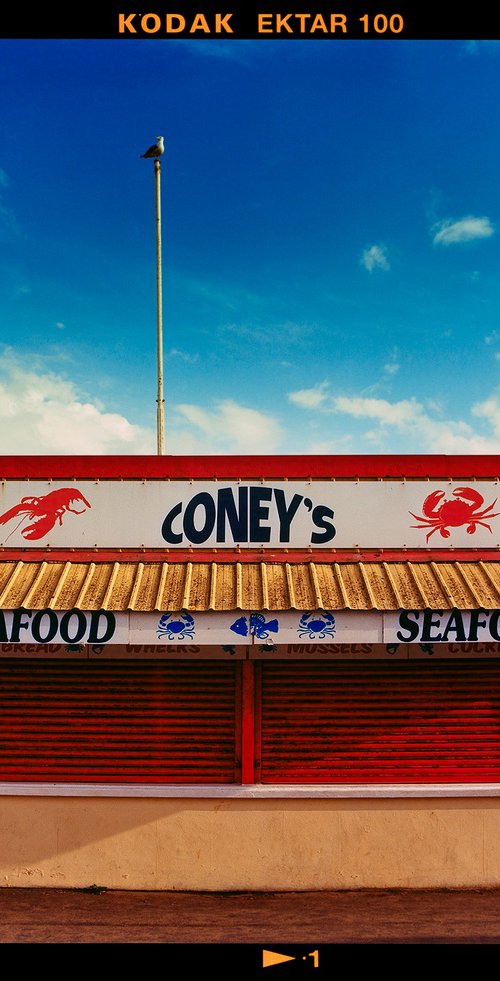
1,454,500,479
0,549,498,564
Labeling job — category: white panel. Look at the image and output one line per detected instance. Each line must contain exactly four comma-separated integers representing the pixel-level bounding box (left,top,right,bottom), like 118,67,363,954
384,609,500,644
129,610,383,646
1,479,498,549
129,611,251,645
267,610,383,644
0,609,128,645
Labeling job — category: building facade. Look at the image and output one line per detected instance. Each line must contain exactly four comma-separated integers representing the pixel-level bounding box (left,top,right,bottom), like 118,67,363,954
0,453,500,890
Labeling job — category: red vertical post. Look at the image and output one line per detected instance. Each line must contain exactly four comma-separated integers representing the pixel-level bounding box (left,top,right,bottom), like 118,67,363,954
241,660,255,784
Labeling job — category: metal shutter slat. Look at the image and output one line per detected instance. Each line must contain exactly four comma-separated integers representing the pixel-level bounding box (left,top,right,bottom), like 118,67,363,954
258,661,500,784
0,660,239,784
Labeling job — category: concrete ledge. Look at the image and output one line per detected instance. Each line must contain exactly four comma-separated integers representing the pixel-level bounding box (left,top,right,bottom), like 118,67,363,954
1,781,500,798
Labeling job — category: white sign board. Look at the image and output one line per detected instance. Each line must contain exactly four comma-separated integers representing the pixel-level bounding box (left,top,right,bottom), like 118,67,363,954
128,610,383,645
0,480,499,549
0,609,127,645
0,608,388,647
383,609,500,644
3,608,500,648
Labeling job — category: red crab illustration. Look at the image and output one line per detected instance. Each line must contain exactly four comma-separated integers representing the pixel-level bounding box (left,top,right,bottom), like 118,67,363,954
409,486,499,542
0,488,91,541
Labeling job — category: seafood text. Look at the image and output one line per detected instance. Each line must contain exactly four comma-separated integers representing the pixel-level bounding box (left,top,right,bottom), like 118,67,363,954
0,609,116,644
396,609,500,643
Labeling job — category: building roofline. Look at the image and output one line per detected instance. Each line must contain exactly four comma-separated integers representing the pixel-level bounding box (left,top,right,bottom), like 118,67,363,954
1,454,500,479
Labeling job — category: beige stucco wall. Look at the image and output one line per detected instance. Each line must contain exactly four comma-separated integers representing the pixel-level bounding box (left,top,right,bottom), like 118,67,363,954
1,796,500,890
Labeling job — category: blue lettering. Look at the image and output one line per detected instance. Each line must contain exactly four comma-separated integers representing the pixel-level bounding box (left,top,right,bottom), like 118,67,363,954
31,610,58,643
311,504,336,544
489,611,500,641
59,610,88,644
160,486,338,547
161,501,183,544
274,490,302,543
396,610,420,642
183,492,216,544
88,611,116,644
440,610,466,643
249,487,272,542
216,487,248,543
468,609,488,641
421,610,444,642
10,608,32,642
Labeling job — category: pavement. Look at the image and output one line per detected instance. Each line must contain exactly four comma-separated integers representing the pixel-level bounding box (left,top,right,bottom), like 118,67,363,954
2,885,500,954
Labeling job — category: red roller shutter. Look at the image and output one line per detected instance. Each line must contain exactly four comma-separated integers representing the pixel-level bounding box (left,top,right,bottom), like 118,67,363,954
256,660,500,784
0,660,241,784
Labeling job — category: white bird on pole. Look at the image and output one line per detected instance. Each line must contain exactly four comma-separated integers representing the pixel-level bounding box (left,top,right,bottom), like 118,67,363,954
141,136,164,159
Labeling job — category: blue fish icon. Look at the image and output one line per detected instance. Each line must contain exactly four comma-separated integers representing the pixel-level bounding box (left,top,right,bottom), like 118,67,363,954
230,616,249,637
250,614,279,639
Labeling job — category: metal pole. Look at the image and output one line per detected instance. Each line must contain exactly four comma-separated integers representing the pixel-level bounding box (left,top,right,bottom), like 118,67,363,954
155,158,165,455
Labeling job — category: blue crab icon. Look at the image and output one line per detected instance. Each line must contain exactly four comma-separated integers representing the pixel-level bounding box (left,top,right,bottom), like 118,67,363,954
230,614,280,639
157,612,196,640
297,611,336,640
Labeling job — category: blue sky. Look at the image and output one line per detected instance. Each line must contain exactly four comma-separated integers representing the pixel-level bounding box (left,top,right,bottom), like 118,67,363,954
1,38,500,455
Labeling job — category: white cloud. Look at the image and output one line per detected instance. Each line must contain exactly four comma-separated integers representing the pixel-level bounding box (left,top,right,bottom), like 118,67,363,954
55,321,65,330
463,41,500,55
360,244,390,272
174,399,283,453
383,348,400,376
0,350,154,453
0,169,10,189
288,382,329,409
433,216,494,246
287,376,500,453
307,436,354,453
168,347,199,363
333,395,421,426
0,348,284,456
183,39,263,62
472,394,500,437
330,393,500,453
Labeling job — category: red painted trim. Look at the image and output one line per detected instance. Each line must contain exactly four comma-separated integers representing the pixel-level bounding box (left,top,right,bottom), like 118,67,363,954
254,663,262,783
234,664,243,784
1,455,500,479
0,549,499,564
241,661,255,785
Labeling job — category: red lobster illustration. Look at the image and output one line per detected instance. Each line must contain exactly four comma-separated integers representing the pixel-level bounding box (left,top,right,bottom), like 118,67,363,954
409,486,499,542
0,488,91,541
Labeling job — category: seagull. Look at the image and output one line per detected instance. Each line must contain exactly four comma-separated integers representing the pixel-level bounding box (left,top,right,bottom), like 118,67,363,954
140,136,164,159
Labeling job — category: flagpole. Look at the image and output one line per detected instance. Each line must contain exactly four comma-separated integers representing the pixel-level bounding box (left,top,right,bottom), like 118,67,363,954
154,157,165,455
